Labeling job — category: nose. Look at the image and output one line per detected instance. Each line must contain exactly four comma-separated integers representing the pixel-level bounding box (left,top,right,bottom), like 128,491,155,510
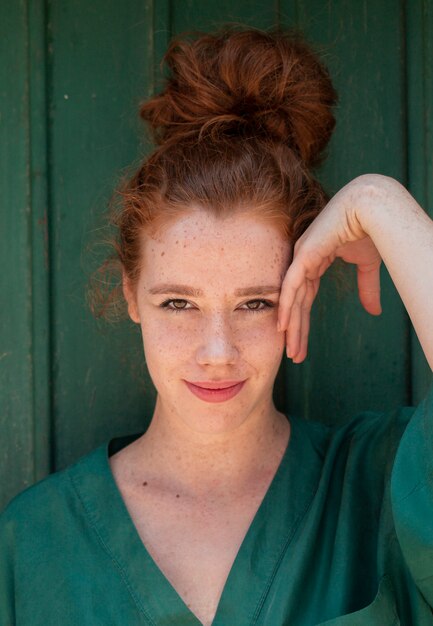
195,315,239,366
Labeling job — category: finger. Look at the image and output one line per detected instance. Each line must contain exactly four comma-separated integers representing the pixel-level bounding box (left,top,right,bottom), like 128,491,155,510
278,260,307,331
285,300,301,358
293,308,310,364
357,263,382,315
286,282,307,358
279,253,331,331
292,279,319,363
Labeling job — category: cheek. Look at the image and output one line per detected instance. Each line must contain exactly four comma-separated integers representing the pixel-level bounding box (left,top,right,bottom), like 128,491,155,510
140,315,195,362
139,320,187,392
238,317,285,362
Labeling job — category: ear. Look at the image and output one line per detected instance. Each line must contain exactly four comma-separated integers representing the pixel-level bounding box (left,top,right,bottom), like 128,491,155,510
122,271,140,324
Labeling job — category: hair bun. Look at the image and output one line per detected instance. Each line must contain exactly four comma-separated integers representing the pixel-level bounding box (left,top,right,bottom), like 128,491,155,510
140,28,337,167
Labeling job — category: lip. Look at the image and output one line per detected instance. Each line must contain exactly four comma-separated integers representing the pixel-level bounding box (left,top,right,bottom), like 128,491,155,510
184,380,246,403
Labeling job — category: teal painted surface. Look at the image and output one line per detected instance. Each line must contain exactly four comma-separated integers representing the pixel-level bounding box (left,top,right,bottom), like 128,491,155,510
28,0,52,484
1,0,432,509
0,1,36,508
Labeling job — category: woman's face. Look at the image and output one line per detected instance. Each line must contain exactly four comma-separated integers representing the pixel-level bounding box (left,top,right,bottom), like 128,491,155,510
125,209,291,435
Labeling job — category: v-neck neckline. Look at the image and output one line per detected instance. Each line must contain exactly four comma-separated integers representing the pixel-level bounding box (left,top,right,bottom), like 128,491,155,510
69,415,320,625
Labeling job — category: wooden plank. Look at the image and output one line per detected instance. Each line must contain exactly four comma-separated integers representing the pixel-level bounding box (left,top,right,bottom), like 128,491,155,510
280,0,409,424
0,0,52,509
406,0,433,403
0,1,34,509
49,0,156,469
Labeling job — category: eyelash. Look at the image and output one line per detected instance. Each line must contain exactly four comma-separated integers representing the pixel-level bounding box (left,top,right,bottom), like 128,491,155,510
159,299,275,314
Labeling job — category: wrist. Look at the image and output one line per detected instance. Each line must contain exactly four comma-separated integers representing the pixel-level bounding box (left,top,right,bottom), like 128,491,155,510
344,174,410,239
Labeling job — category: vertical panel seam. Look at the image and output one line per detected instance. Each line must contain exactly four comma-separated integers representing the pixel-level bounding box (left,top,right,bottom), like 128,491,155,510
23,0,34,480
401,0,412,406
45,0,56,474
405,0,432,403
30,0,53,472
27,0,54,479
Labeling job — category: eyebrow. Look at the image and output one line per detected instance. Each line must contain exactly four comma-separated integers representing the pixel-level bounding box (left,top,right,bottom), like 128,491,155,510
147,283,281,297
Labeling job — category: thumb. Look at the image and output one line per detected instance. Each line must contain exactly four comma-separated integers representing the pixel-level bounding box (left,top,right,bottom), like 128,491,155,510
357,263,382,315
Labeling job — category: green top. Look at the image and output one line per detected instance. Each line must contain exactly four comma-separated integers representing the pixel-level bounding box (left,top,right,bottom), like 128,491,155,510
1,386,433,625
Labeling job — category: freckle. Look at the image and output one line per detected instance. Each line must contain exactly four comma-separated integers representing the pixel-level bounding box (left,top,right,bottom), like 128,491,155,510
142,481,148,486
176,494,180,498
161,252,165,256
175,240,179,244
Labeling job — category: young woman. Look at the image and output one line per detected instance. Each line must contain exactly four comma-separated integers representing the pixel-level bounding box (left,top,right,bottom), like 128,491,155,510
1,28,432,626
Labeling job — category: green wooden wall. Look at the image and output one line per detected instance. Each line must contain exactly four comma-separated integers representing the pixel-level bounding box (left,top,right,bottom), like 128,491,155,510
1,0,432,511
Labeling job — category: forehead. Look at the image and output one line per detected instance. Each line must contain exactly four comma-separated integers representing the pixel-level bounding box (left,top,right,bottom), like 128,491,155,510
141,211,291,288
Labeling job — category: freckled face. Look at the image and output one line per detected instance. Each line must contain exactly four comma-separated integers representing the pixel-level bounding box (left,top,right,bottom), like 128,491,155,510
128,210,291,434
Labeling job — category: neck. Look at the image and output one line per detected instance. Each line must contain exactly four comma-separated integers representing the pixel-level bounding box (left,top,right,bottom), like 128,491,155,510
130,396,290,498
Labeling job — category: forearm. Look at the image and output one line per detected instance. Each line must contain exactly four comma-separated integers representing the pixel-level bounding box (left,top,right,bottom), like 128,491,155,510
351,175,433,371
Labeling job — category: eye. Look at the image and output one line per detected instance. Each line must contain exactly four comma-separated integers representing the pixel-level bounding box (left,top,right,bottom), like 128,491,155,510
160,299,193,313
240,299,275,312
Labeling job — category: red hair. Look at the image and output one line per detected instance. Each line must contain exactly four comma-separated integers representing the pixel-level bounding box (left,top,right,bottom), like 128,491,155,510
91,27,337,318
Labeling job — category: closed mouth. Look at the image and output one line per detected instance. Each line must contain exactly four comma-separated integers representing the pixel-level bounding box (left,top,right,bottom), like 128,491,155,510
186,380,244,390
184,379,246,403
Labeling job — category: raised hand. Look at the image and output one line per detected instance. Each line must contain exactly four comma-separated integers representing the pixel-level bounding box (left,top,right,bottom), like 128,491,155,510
277,178,383,363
